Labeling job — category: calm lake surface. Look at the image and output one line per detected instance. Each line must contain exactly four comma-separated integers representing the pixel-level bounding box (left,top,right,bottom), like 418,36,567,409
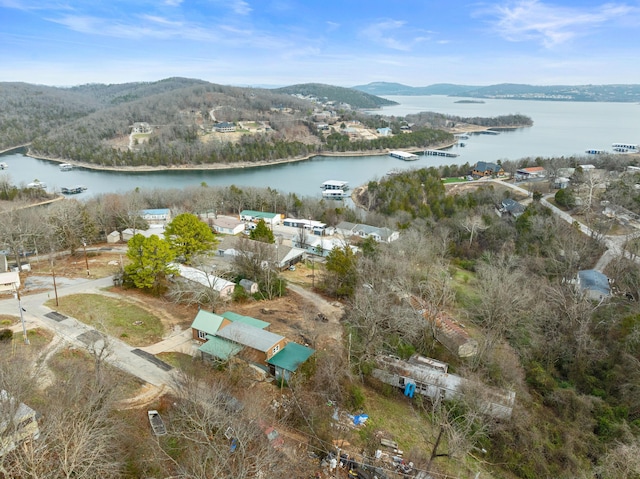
1,96,638,199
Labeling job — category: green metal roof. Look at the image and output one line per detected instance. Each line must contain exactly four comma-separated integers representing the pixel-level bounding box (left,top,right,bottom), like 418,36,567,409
199,336,242,360
191,310,225,336
267,342,315,372
240,210,278,219
221,311,269,329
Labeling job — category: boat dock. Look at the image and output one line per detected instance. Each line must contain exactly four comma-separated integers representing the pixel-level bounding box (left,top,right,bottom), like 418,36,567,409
389,150,419,161
424,149,459,158
322,189,348,199
321,180,349,191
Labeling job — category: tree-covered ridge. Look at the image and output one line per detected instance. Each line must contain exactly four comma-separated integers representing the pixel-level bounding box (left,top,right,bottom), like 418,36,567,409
2,78,529,168
273,83,398,108
354,81,640,102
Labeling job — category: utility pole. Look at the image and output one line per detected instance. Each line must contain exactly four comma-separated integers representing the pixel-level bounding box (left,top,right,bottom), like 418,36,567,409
51,258,59,307
82,240,90,277
14,287,29,345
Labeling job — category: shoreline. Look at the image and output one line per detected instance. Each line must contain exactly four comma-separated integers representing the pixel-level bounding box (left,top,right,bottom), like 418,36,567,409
6,123,522,174
23,140,461,173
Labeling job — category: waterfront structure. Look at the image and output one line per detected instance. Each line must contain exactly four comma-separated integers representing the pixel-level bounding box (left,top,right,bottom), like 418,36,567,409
424,149,458,158
612,143,638,152
321,180,349,191
389,150,419,161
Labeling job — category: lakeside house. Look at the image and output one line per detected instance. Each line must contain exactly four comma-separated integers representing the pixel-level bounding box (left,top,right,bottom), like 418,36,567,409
472,161,504,178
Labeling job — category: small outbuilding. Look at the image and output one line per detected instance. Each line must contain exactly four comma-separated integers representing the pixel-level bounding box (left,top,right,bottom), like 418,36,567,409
239,279,259,294
106,231,121,244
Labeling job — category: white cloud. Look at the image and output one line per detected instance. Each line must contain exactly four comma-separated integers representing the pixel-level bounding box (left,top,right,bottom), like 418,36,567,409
484,0,636,48
360,20,422,51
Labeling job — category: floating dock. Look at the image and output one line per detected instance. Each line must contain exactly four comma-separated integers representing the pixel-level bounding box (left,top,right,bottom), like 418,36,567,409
424,149,459,158
389,150,419,161
321,180,349,191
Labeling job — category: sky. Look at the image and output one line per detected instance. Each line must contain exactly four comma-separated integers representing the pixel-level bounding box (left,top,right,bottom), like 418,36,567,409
2,0,640,88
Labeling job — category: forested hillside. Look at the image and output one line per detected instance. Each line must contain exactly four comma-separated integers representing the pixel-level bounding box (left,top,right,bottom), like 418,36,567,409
1,78,533,168
273,83,398,108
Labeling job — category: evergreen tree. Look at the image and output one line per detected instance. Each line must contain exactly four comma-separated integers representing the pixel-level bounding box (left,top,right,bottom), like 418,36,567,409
164,213,217,264
249,219,275,244
124,234,177,293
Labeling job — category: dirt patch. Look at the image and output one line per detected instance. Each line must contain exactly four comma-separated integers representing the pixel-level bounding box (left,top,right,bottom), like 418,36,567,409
229,287,343,350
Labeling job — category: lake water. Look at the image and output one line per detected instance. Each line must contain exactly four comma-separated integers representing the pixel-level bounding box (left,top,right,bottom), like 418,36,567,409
1,96,638,199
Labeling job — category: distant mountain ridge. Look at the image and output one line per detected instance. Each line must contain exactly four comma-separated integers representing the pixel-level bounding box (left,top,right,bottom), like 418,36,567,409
352,81,640,102
273,83,398,108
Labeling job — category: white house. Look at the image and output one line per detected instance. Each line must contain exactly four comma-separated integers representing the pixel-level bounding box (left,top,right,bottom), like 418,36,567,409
140,208,171,225
0,271,20,294
336,221,400,243
214,122,236,133
173,264,236,300
131,122,151,134
212,216,245,235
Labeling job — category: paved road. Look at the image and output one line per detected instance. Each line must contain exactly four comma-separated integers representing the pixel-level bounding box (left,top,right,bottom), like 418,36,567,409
0,275,178,389
490,179,640,271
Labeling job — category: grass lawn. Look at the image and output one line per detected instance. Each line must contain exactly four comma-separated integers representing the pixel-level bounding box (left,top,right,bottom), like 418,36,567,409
442,177,468,184
45,293,165,346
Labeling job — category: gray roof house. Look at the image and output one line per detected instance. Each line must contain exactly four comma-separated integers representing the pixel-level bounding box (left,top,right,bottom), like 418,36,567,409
499,198,526,218
577,269,611,301
336,221,399,243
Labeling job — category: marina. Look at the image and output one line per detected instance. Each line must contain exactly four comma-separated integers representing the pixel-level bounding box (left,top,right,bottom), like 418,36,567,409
424,149,459,158
389,150,419,161
1,96,640,200
612,143,638,153
321,189,348,199
321,180,349,191
61,185,87,195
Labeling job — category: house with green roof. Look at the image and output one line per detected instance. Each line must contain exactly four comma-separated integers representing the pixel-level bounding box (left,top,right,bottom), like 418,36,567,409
240,210,282,226
267,342,315,381
190,309,314,373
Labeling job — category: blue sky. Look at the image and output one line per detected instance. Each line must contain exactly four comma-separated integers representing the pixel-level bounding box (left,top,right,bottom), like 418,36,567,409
2,0,639,87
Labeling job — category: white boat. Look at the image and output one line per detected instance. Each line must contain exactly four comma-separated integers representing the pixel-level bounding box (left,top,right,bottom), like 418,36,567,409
0,162,8,169
322,189,348,199
585,149,605,155
389,150,419,161
612,143,638,152
27,180,46,189
59,163,73,171
321,180,349,191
